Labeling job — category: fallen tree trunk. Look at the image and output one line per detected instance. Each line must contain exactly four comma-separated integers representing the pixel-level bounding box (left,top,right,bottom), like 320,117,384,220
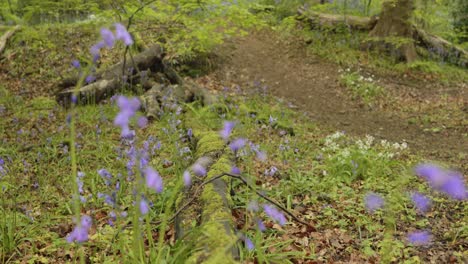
0,25,20,55
297,6,468,67
297,6,378,31
174,131,240,263
57,44,182,106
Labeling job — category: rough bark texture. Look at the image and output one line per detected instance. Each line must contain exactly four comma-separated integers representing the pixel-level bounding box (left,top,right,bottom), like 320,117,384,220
366,0,418,62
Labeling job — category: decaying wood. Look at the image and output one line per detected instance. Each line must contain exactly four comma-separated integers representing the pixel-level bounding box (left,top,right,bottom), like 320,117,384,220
0,25,20,55
140,80,219,119
297,7,378,31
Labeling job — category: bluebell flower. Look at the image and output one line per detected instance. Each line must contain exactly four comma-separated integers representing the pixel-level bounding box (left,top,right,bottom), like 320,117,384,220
145,167,163,193
137,116,148,128
410,192,431,212
66,215,92,243
244,236,254,251
231,166,241,175
140,199,149,215
100,28,115,48
114,23,133,46
183,170,191,187
220,121,236,140
192,163,207,177
263,204,287,226
229,138,247,152
71,60,80,69
440,172,467,200
364,192,384,213
407,230,432,246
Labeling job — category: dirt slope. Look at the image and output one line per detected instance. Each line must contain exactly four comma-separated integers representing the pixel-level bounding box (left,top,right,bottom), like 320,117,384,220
212,30,467,170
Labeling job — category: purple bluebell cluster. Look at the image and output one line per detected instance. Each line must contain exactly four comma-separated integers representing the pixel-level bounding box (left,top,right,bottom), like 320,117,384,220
140,198,150,215
90,23,133,62
415,163,467,200
144,167,163,193
364,192,384,213
231,166,241,175
263,204,287,226
220,121,236,140
67,215,92,243
114,96,140,138
410,192,431,213
229,138,247,152
183,170,192,187
0,158,7,178
244,235,254,251
192,163,207,177
407,230,432,246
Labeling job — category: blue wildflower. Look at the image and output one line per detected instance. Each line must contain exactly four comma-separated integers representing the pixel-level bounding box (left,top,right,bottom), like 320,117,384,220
137,116,148,129
410,192,431,212
71,60,80,69
364,192,384,213
231,166,241,175
244,236,254,251
140,199,149,215
183,170,191,187
100,28,115,48
145,167,163,193
220,121,236,140
114,23,133,46
263,204,287,226
407,230,432,246
229,138,247,152
192,163,206,177
66,215,92,243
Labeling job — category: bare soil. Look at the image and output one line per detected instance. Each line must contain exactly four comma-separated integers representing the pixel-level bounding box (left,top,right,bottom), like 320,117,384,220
211,30,467,171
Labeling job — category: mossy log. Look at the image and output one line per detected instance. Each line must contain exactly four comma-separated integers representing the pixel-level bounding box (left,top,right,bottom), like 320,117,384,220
174,131,239,263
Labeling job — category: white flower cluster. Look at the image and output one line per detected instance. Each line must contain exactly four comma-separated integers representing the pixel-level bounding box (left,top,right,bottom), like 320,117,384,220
323,131,346,152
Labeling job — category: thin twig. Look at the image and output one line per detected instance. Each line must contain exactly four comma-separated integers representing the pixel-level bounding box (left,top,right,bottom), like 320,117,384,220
157,172,313,229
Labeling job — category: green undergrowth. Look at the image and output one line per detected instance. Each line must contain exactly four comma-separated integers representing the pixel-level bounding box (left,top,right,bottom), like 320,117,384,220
1,84,466,262
275,18,468,85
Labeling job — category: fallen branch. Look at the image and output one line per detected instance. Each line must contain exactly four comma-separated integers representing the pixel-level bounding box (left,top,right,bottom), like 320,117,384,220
162,172,314,229
0,25,20,55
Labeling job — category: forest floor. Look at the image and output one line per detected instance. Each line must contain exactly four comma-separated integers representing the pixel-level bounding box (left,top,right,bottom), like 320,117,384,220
203,30,467,172
0,25,466,263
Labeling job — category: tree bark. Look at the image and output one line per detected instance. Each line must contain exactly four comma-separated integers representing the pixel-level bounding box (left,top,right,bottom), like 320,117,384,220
367,0,418,62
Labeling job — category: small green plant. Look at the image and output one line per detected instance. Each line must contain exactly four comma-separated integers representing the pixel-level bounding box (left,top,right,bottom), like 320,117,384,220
339,70,384,104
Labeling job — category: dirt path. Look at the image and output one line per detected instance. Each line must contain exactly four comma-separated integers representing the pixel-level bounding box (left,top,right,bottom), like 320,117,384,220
213,30,467,170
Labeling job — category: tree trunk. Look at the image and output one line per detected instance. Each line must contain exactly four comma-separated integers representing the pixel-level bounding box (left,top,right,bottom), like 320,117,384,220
367,0,417,62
